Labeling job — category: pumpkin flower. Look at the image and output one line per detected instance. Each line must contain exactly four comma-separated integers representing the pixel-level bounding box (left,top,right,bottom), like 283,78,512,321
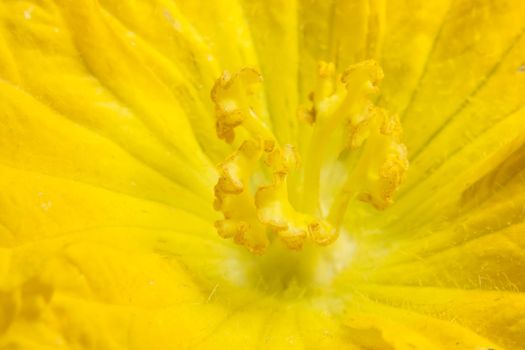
1,0,525,348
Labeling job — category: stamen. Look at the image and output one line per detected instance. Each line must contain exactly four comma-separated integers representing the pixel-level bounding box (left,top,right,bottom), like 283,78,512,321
328,107,408,227
211,61,408,254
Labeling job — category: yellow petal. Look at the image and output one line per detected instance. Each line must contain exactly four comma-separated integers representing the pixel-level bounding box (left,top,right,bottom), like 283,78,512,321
1,0,525,348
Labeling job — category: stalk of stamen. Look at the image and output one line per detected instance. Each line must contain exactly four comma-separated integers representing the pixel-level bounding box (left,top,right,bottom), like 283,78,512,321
299,61,384,221
328,108,409,227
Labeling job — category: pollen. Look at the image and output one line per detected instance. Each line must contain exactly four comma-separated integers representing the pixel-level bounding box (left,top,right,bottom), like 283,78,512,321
211,61,408,254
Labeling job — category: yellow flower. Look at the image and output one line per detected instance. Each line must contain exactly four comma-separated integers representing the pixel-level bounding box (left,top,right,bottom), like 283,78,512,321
0,0,524,348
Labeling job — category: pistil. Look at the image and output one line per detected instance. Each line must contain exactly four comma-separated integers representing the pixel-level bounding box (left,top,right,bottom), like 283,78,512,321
211,61,408,255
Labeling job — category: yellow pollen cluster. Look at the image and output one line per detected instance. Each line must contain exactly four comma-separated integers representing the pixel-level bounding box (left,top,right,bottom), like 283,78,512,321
212,61,408,254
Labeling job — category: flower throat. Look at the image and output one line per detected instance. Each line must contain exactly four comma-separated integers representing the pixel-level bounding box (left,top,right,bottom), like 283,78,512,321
211,61,408,255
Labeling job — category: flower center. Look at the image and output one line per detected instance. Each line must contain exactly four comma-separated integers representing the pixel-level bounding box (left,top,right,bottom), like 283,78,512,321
211,61,408,255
